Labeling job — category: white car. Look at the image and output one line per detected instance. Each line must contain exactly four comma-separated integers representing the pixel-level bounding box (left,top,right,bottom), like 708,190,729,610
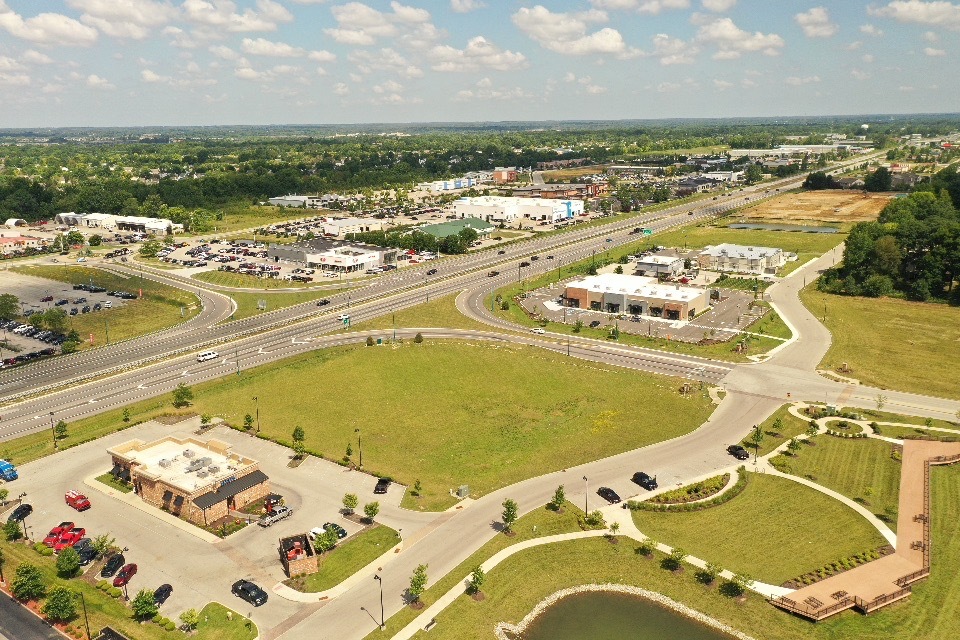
338,314,350,321
531,328,545,335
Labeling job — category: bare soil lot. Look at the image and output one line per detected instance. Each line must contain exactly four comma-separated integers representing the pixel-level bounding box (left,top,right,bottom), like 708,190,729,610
740,191,893,225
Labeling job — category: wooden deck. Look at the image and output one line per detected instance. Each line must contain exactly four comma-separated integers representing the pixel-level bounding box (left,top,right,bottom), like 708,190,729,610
770,440,960,621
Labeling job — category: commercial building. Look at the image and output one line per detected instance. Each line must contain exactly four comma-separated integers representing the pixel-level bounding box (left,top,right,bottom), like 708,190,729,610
453,196,584,225
268,238,395,272
0,235,45,254
417,217,494,239
634,255,684,278
268,195,323,208
322,217,387,237
698,243,785,274
492,168,518,183
703,171,744,182
53,212,183,234
416,177,478,192
562,273,709,321
511,183,607,199
106,436,270,527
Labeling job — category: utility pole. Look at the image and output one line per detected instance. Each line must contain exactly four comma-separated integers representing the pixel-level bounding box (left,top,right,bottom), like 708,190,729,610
253,396,260,433
355,428,362,469
50,411,57,450
583,475,588,515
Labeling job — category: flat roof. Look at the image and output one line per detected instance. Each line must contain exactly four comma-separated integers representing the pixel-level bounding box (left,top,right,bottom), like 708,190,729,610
700,243,782,259
636,255,682,266
566,273,705,303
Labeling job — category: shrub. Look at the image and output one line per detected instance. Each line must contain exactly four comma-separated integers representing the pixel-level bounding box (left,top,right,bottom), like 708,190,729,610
626,467,748,512
164,620,176,631
109,587,122,598
636,539,656,556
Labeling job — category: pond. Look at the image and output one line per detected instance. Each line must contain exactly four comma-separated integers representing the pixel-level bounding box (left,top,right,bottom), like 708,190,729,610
520,591,736,640
729,222,838,233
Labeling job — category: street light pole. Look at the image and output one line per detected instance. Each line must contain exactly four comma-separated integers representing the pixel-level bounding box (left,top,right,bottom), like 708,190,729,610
583,475,588,515
374,574,384,629
253,396,260,433
355,428,362,469
50,411,57,450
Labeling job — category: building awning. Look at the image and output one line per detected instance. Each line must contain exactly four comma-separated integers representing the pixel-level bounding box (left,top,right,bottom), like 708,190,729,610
193,470,269,510
173,495,185,507
162,490,173,502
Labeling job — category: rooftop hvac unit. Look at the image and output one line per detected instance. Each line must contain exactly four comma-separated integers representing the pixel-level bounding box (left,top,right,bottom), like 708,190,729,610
159,459,171,468
199,457,213,466
196,470,209,478
183,449,195,458
208,465,220,474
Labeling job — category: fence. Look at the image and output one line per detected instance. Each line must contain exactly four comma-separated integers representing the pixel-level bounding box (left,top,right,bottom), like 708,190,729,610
854,587,912,614
769,596,854,621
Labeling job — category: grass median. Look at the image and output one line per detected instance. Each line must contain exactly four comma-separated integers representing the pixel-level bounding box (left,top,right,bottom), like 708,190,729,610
291,524,399,593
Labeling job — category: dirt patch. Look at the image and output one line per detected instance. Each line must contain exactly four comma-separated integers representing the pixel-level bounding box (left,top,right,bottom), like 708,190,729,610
154,412,197,425
740,191,893,225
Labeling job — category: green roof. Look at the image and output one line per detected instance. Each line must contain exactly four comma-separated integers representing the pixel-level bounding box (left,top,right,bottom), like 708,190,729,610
419,218,494,238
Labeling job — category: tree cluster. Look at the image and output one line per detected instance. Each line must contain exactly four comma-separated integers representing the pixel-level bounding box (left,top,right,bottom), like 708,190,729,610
345,226,478,255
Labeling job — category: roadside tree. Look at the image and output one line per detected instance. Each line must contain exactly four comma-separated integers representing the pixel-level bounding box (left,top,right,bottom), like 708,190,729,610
409,564,428,605
172,382,193,408
180,609,200,631
55,547,80,577
467,566,485,595
342,493,359,515
54,420,68,441
550,485,565,511
501,499,518,534
314,528,338,553
41,586,77,621
132,588,159,619
363,501,380,523
3,519,23,541
11,563,46,600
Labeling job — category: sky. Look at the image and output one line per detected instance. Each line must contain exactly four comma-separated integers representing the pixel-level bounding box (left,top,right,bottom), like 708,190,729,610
0,0,958,127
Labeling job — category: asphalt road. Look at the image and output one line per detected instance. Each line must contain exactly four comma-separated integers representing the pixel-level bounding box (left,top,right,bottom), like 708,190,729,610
0,593,64,640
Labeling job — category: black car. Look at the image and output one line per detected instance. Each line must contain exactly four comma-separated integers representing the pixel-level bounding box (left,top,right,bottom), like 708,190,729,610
69,308,78,316
589,320,601,328
232,579,268,606
631,472,658,491
154,584,173,606
7,503,32,522
597,487,621,504
101,553,125,578
530,255,539,261
73,297,87,304
81,305,91,313
519,261,530,267
316,299,330,307
322,522,348,539
56,299,69,306
76,540,97,566
426,268,438,275
497,250,506,255
727,444,750,460
374,478,391,494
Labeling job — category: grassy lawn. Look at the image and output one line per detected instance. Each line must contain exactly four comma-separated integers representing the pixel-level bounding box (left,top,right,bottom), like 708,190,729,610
652,223,846,257
10,265,199,349
192,202,313,235
402,464,960,640
365,502,587,640
770,436,902,531
631,473,888,585
742,404,811,457
800,288,960,399
873,424,960,441
192,270,335,290
95,472,133,493
227,290,336,321
349,294,489,333
291,525,399,593
852,409,959,432
194,602,258,640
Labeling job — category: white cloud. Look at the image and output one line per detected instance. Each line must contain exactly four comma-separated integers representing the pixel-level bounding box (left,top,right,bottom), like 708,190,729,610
450,0,485,12
850,68,871,80
67,0,176,40
657,81,681,92
332,82,349,95
924,46,947,55
0,1,98,46
22,49,54,64
712,78,733,89
325,2,433,45
899,85,915,91
86,74,115,89
512,6,641,57
701,0,736,11
390,1,429,23
785,75,821,85
430,36,527,71
0,71,30,85
794,7,838,38
0,56,23,71
240,37,335,62
372,79,404,94
348,48,408,74
695,18,784,59
923,30,940,42
846,40,863,50
591,0,690,13
862,53,875,63
209,44,240,59
869,1,960,31
651,33,698,64
454,78,533,101
859,23,884,36
181,0,294,33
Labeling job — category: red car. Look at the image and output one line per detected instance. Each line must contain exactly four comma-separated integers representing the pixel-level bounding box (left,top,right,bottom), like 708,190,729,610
54,527,86,552
43,522,75,548
113,563,138,587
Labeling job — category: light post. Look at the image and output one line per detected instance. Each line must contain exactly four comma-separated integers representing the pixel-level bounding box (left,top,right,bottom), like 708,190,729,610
355,428,362,469
582,475,588,515
373,574,385,629
253,396,260,433
50,411,57,450
74,591,92,640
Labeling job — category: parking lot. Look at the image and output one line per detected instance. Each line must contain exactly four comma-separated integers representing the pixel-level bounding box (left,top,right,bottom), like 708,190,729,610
5,416,429,634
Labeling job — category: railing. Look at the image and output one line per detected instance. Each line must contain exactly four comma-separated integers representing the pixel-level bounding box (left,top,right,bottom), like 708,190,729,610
769,596,854,621
854,586,912,613
895,567,931,587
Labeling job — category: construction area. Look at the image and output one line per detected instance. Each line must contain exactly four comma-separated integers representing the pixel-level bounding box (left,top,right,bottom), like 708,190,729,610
739,191,893,225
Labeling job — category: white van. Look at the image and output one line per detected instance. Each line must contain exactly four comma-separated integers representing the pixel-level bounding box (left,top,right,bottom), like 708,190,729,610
197,351,219,363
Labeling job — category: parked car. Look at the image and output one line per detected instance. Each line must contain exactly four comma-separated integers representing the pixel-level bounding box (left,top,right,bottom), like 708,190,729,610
43,521,75,547
55,299,69,306
597,487,622,504
41,295,54,302
55,527,86,552
7,503,33,522
258,506,292,527
232,579,268,606
113,563,138,587
631,472,658,490
154,584,173,606
727,444,750,460
374,478,391,494
321,522,347,539
101,553,125,577
76,540,97,566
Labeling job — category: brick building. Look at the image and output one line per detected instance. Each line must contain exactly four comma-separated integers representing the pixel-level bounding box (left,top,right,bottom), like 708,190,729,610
562,273,709,321
278,533,318,577
107,436,270,527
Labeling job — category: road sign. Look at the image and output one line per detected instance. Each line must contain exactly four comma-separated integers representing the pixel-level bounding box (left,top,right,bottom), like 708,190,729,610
642,229,653,236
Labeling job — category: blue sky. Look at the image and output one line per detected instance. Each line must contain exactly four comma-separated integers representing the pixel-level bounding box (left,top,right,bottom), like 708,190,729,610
0,1,957,126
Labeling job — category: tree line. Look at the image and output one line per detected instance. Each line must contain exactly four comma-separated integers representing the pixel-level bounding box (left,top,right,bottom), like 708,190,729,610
344,226,479,255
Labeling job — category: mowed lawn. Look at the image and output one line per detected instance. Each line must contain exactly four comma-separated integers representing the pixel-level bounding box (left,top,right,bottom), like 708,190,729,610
744,404,812,457
652,224,846,257
10,265,199,348
181,341,712,509
296,524,399,592
352,294,490,332
772,436,902,531
408,466,960,640
228,289,335,320
632,473,888,585
800,288,960,399
192,269,331,289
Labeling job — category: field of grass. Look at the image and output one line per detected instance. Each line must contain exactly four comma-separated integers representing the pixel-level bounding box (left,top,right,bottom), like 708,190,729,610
541,165,607,181
873,424,960,441
742,404,811,457
227,290,335,320
652,223,847,257
293,525,399,593
800,287,960,399
632,473,888,584
9,265,199,349
0,540,252,640
350,294,489,333
770,436,903,530
398,464,960,640
194,202,313,235
192,270,337,290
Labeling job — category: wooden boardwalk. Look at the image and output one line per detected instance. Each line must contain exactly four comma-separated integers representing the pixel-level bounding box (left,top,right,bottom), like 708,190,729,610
770,440,960,621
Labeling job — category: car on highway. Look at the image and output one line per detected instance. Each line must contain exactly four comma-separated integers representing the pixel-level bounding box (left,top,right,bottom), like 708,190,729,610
7,503,33,522
727,444,750,460
154,584,173,606
374,478,391,494
597,487,622,504
519,261,530,267
631,472,658,491
530,255,539,261
530,328,545,335
113,563,138,587
497,250,506,255
232,579,268,606
426,268,438,275
487,270,499,277
43,521,74,547
546,255,554,260
316,299,330,306
337,314,350,322
101,553,125,577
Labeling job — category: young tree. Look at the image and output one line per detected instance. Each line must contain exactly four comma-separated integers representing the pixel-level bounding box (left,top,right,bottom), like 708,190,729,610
413,479,423,496
0,487,8,503
608,521,621,537
806,421,820,438
171,382,193,408
550,485,565,511
11,563,46,600
501,499,518,533
91,534,115,558
54,420,68,441
292,441,306,460
409,564,428,604
697,562,722,585
41,586,77,621
787,438,802,456
0,293,19,321
363,501,380,523
122,408,131,423
200,413,212,425
342,493,359,515
132,588,159,619
292,425,305,444
750,425,764,461
662,547,687,571
55,547,81,578
3,519,23,541
467,565,485,595
179,608,200,631
414,332,424,344
87,234,102,246
313,528,338,553
243,414,254,430
572,319,583,333
771,417,784,436
875,394,887,413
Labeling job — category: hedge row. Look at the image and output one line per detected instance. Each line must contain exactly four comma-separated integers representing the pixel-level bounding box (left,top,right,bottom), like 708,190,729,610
625,467,748,512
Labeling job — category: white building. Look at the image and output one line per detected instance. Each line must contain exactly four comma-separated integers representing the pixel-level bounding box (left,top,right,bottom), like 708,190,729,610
698,244,785,274
416,177,478,193
322,217,387,237
634,255,684,278
268,195,322,208
54,212,183,234
702,171,744,182
452,196,584,225
563,273,709,321
308,245,381,273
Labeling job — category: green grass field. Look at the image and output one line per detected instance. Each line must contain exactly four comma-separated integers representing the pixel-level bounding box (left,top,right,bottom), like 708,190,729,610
652,223,846,258
227,290,335,320
405,466,960,640
632,473,888,584
10,265,199,349
770,436,903,531
800,288,960,399
350,294,489,333
294,524,399,592
742,404,812,457
192,270,337,290
192,202,313,235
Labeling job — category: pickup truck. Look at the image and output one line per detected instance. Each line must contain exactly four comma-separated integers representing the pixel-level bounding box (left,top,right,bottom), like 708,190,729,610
0,459,17,481
258,506,292,527
65,490,92,511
